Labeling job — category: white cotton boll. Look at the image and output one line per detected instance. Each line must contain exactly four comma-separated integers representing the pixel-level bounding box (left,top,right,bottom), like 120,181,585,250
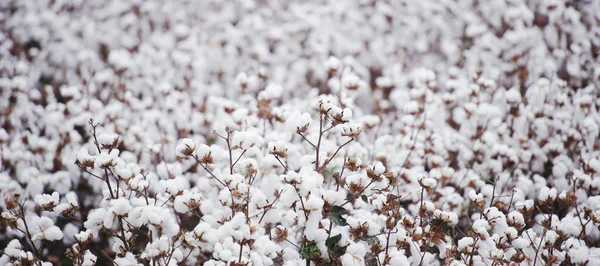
298,168,324,197
539,187,549,201
468,190,484,203
420,177,437,188
472,220,490,237
305,196,324,211
341,123,362,137
588,158,600,173
285,111,313,132
268,140,288,155
0,128,9,142
341,253,363,266
565,239,589,264
559,216,582,236
77,147,94,162
35,192,60,208
97,133,119,146
373,161,385,175
4,239,24,257
323,190,345,205
81,250,97,266
232,131,261,150
258,84,283,100
447,212,459,226
304,212,322,241
545,230,558,245
342,73,361,90
342,108,353,120
507,211,525,228
261,209,282,224
236,72,248,87
195,143,211,158
232,108,249,123
512,237,529,249
31,216,63,241
458,237,474,251
403,100,420,114
110,198,132,216
108,49,133,70
176,138,196,157
159,178,186,196
74,230,94,243
504,227,518,239
325,56,342,72
505,88,522,103
388,250,409,266
84,208,107,232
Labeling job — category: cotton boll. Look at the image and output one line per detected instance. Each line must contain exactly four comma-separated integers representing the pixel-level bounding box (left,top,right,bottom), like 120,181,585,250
176,138,196,157
34,192,59,210
305,196,324,211
507,211,525,229
458,237,474,251
419,177,437,188
472,220,491,237
30,216,63,241
285,111,313,133
110,198,132,216
512,237,529,249
505,88,522,104
232,131,262,150
324,56,342,72
97,133,119,146
258,84,283,100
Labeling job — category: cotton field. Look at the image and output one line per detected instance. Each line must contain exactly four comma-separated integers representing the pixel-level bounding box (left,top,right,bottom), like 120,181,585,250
1,0,600,265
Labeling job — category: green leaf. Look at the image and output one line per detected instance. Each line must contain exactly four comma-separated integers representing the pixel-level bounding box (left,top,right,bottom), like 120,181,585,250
62,258,74,266
329,205,349,226
365,257,378,266
326,234,342,249
323,167,336,178
361,195,369,204
330,205,349,215
362,235,379,245
208,138,216,145
329,245,347,259
300,244,321,260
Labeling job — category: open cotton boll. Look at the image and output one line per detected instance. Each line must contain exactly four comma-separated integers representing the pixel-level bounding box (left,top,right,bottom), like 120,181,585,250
507,211,525,228
305,196,324,211
29,216,63,241
285,111,312,132
472,220,490,237
176,138,196,157
110,197,132,216
324,56,342,72
258,84,283,100
458,237,474,251
512,237,529,249
232,131,262,150
419,177,437,188
505,88,522,104
97,133,119,146
77,147,95,162
34,192,59,209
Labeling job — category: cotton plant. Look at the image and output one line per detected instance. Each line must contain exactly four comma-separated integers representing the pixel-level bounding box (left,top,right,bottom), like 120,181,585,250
2,0,600,265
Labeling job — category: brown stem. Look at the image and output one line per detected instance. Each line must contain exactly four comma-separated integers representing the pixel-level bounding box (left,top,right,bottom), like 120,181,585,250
340,180,374,207
315,112,324,172
297,132,316,148
318,138,354,173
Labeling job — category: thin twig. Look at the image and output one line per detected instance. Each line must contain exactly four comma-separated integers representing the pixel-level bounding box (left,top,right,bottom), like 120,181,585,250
297,132,316,148
318,138,354,173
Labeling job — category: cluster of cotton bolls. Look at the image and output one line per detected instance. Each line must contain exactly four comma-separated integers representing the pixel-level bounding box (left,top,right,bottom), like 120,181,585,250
1,0,600,265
